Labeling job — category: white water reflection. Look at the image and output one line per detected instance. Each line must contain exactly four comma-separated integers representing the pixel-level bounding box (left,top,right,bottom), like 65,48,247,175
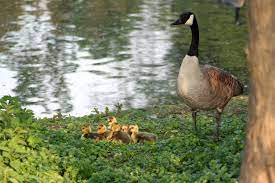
0,0,73,116
127,0,174,106
65,0,174,116
0,68,17,97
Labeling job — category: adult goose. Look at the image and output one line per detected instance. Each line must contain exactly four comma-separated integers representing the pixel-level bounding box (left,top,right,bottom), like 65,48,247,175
218,0,246,25
171,12,243,138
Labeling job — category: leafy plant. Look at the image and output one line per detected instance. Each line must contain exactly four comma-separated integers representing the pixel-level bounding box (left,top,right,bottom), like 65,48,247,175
0,96,33,130
115,103,123,115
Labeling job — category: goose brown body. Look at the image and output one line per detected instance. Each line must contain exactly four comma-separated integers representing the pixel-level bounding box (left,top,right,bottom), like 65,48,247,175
221,0,245,7
177,56,243,111
220,0,245,7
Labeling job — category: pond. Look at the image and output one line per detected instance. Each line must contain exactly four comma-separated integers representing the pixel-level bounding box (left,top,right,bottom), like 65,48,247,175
0,0,248,117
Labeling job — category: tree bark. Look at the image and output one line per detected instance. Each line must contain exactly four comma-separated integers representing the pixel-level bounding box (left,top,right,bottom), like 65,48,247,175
239,0,275,182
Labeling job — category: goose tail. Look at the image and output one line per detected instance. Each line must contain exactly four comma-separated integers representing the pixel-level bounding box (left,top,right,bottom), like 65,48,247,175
233,79,244,96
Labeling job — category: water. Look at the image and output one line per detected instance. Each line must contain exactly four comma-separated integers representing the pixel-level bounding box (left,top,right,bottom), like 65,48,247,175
0,0,248,117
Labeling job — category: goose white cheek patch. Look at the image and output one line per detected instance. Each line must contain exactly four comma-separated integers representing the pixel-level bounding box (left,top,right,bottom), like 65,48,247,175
185,14,194,26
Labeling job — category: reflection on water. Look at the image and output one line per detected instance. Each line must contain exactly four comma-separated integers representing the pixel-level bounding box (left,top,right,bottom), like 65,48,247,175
0,0,75,114
0,0,247,117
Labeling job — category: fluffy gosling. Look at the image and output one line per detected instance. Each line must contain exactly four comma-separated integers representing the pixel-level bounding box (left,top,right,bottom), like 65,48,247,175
107,124,131,144
129,125,157,143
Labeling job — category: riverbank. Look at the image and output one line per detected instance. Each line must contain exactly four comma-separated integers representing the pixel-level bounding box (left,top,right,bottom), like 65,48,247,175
0,96,247,182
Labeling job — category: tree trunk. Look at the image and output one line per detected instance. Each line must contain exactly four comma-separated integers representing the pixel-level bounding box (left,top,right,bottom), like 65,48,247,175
239,0,275,182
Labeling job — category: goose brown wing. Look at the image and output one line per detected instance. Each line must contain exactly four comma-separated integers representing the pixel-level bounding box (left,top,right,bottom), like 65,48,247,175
202,65,243,98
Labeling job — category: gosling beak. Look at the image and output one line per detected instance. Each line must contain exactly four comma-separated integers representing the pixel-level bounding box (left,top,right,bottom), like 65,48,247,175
171,19,181,26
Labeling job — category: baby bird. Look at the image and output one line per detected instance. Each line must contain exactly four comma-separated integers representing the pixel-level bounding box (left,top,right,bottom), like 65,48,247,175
107,124,131,144
108,116,118,129
97,124,111,140
81,125,102,140
121,125,130,134
129,125,157,143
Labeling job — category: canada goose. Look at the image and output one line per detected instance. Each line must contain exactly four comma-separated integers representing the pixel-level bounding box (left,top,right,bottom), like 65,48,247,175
121,125,130,134
97,124,111,139
218,0,246,25
171,12,243,138
107,116,117,129
129,125,157,143
107,124,131,144
81,125,103,140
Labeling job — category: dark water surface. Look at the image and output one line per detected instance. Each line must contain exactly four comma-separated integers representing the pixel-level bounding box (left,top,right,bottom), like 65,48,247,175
0,0,247,117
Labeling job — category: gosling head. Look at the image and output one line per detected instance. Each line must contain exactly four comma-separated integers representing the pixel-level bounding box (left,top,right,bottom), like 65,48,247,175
111,124,121,132
129,125,139,134
81,125,92,135
171,12,195,26
121,125,129,133
97,124,107,134
108,116,117,126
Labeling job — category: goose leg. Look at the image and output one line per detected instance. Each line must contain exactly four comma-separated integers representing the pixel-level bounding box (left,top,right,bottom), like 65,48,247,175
191,110,198,131
235,7,241,25
215,109,223,139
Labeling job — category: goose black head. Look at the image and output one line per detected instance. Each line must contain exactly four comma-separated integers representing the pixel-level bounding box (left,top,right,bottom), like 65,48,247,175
171,12,195,26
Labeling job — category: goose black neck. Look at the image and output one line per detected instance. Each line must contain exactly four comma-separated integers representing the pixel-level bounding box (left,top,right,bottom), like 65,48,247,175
188,17,199,57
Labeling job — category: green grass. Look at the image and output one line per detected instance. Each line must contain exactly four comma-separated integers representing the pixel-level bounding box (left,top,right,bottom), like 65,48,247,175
0,96,247,182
